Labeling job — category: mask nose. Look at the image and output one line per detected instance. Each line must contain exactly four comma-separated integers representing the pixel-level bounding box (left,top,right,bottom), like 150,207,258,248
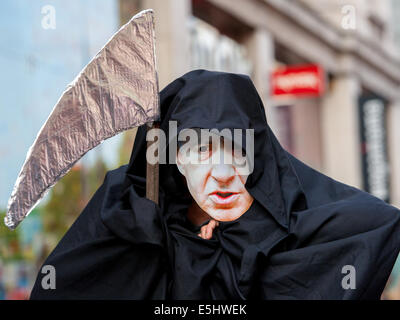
211,163,235,185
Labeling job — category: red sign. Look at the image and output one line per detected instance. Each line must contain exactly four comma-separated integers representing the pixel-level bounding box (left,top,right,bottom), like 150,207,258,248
271,64,325,98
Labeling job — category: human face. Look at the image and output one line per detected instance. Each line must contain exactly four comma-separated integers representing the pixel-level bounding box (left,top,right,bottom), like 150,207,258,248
176,133,254,221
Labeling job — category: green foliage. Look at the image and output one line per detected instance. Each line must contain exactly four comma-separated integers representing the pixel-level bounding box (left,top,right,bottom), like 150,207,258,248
0,210,23,261
41,157,108,246
117,128,137,167
41,166,82,240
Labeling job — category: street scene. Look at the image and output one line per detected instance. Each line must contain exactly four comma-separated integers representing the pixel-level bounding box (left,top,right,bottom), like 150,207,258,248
1,0,400,300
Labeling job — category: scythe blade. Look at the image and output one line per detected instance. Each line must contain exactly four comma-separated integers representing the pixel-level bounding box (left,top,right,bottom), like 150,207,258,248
5,9,160,229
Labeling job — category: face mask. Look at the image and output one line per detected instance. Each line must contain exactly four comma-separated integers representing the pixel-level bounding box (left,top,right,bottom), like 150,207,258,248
177,132,254,221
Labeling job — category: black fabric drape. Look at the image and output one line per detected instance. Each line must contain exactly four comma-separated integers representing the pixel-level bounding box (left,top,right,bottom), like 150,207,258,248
30,70,400,299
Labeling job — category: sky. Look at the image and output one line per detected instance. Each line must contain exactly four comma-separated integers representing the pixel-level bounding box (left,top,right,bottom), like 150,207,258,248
0,0,122,209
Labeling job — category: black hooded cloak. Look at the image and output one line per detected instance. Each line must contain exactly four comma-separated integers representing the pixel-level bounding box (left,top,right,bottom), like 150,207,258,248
30,70,400,300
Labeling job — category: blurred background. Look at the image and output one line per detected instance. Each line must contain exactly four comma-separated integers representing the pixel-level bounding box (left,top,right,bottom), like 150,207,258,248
1,0,400,299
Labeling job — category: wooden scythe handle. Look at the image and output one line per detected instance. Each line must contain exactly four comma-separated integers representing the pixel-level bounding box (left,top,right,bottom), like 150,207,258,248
146,121,160,204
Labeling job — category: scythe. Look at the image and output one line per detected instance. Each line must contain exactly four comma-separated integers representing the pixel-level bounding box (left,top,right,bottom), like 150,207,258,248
5,9,160,229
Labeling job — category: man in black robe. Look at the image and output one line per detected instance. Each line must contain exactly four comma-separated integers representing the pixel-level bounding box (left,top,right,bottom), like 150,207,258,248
30,69,400,299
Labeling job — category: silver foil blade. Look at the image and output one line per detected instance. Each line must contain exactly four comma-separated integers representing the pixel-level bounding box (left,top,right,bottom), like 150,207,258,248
5,9,159,229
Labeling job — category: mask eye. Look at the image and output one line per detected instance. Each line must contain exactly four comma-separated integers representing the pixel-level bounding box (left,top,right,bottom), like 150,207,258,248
198,144,210,153
196,143,213,162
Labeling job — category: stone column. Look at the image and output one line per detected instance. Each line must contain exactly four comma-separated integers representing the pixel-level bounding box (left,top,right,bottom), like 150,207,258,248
141,0,192,89
292,98,323,171
243,28,277,133
387,99,400,208
321,73,362,188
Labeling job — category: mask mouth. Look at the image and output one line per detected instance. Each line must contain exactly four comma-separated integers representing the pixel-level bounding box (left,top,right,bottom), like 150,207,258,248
211,191,238,197
209,191,240,205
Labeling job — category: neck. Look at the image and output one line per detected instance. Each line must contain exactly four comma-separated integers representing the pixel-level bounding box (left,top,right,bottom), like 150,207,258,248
187,201,211,226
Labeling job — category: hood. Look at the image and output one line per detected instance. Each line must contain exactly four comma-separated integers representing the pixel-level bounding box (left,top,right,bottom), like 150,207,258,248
125,69,307,229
